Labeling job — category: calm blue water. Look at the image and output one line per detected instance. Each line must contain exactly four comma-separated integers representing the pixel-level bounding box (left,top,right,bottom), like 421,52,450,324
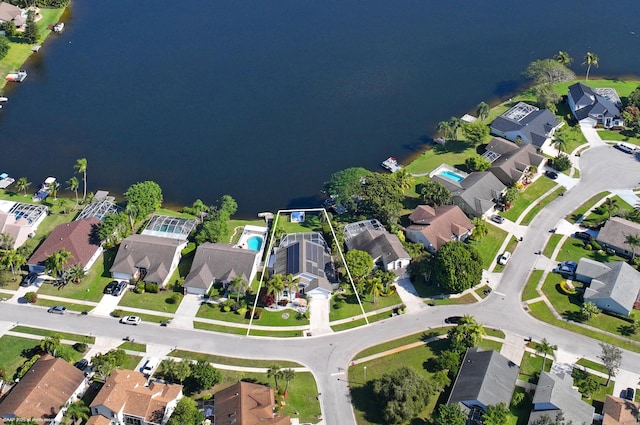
247,236,263,252
1,1,639,217
440,171,465,183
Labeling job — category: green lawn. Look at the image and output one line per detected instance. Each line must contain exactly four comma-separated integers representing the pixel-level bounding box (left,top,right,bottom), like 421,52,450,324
472,225,509,269
0,270,25,290
33,297,93,312
330,309,399,332
518,351,551,382
501,178,557,222
543,234,563,258
0,335,83,380
193,321,304,338
566,191,609,223
11,325,94,343
119,289,182,314
555,238,626,264
354,329,448,360
575,358,608,375
521,187,565,225
116,310,172,324
169,349,303,368
119,355,144,371
554,79,640,98
197,302,310,326
598,129,640,145
582,196,634,228
553,122,587,155
494,236,520,273
431,293,477,305
522,270,544,301
404,140,479,176
329,289,403,321
118,341,147,352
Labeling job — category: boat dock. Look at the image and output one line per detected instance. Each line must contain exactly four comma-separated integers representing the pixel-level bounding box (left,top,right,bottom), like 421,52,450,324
381,157,402,173
5,70,27,83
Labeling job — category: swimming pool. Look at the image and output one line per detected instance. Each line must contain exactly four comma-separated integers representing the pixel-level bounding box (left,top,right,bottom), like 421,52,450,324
439,170,465,183
247,236,263,251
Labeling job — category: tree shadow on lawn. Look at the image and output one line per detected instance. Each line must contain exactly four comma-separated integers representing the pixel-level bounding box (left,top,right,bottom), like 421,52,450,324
434,140,469,155
351,382,385,424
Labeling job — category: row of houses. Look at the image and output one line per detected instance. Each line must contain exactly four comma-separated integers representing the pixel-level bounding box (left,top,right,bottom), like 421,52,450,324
446,348,638,425
0,355,291,425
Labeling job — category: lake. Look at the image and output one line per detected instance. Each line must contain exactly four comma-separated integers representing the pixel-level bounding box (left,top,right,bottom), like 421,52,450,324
1,0,639,217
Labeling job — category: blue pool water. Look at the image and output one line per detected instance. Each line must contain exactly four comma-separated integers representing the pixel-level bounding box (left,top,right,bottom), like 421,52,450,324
440,171,465,183
247,236,263,251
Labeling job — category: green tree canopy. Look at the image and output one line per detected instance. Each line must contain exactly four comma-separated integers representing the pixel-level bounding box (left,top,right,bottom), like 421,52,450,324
432,242,483,293
431,403,466,425
372,367,432,424
91,349,127,380
0,36,9,61
188,360,221,392
166,397,204,425
420,180,451,207
465,156,491,172
523,59,575,84
534,83,562,112
462,121,490,145
627,85,640,108
194,195,237,244
482,402,510,425
598,343,622,385
324,167,372,212
361,172,404,226
23,10,38,44
124,181,163,220
345,249,374,280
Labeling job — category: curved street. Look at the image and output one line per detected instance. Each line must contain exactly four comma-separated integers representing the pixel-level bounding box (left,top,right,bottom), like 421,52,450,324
1,144,639,425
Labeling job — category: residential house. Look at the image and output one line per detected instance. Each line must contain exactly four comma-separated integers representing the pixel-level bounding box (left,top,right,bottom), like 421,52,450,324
447,348,519,416
405,205,474,253
183,242,260,296
575,258,640,317
596,217,640,259
0,200,48,249
528,372,595,425
0,2,25,28
490,102,563,149
88,369,182,425
602,395,640,425
484,137,545,186
214,381,291,425
344,219,411,271
27,218,102,273
567,83,624,128
110,234,187,287
270,232,337,299
432,172,506,218
0,354,89,424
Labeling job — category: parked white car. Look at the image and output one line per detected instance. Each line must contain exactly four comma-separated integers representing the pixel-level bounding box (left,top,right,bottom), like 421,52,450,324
120,316,141,325
498,251,511,265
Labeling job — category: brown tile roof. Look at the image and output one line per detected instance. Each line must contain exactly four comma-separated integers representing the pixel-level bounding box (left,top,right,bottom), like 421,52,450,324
27,218,101,268
90,369,182,424
214,382,291,425
0,354,86,422
406,205,474,251
603,395,640,425
85,415,112,425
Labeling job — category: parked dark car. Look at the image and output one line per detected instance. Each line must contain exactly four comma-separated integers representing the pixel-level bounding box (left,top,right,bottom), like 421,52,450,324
104,280,118,295
445,316,463,324
75,359,88,370
20,272,38,287
574,231,593,242
112,280,128,296
625,387,635,400
545,170,559,180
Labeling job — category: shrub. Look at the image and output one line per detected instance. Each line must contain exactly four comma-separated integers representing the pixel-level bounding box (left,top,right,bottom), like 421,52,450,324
511,391,525,408
584,243,592,250
253,308,263,320
16,355,40,380
552,154,572,171
166,294,182,305
145,282,159,293
111,309,124,318
74,342,88,353
134,282,145,294
222,305,231,313
201,393,212,401
236,307,247,316
23,292,37,303
591,240,602,250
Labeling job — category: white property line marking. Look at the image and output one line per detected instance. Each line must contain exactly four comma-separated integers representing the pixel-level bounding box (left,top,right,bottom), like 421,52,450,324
330,372,345,376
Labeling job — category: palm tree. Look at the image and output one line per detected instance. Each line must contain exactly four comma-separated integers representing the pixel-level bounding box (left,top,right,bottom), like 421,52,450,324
624,233,640,263
552,134,568,157
125,203,138,232
267,364,281,390
536,338,557,371
49,182,60,200
471,217,488,241
583,52,599,81
0,232,13,250
603,197,619,220
63,264,86,284
229,275,248,303
283,273,300,298
476,102,490,121
66,177,79,209
45,248,72,278
394,168,414,191
365,276,384,304
554,51,573,66
448,117,463,140
15,177,31,196
2,250,25,275
458,315,486,347
63,400,90,425
266,274,285,302
280,368,296,395
436,120,452,140
74,158,88,203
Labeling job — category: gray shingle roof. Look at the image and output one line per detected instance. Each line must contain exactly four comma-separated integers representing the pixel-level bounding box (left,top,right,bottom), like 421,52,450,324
490,106,562,147
345,228,410,265
528,372,594,425
597,217,640,254
110,234,184,285
273,233,335,289
183,243,258,291
580,260,640,315
568,83,622,121
447,348,519,410
434,172,505,217
487,138,544,185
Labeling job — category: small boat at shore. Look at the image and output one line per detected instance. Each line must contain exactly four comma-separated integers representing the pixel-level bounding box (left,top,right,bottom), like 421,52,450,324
381,157,402,173
33,176,57,202
0,173,14,189
53,22,64,33
0,96,7,102
5,71,27,82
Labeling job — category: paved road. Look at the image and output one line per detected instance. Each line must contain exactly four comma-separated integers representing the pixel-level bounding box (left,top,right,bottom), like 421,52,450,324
1,144,639,425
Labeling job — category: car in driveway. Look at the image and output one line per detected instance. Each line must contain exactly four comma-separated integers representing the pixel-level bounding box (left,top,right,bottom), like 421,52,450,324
47,305,67,315
624,387,635,400
120,316,141,326
574,231,593,242
75,359,89,370
490,215,505,224
112,280,128,296
498,251,511,265
104,280,118,295
444,316,463,324
545,170,558,180
20,272,39,287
